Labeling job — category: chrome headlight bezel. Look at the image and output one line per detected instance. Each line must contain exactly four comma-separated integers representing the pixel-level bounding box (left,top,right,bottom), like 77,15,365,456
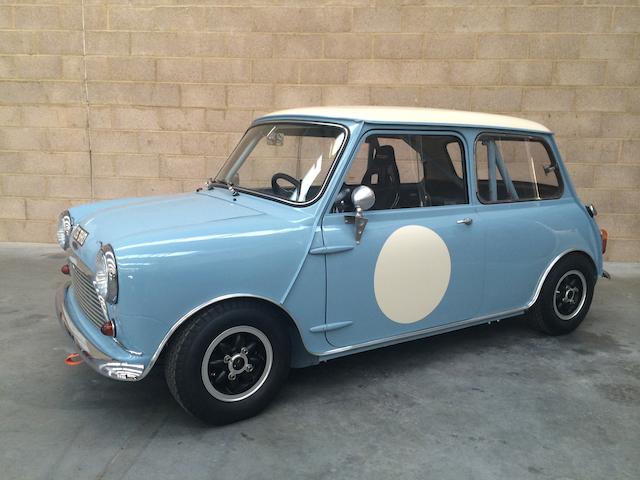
95,244,118,304
56,210,73,250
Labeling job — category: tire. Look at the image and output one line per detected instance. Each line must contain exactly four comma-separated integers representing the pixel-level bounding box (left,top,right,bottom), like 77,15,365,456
528,254,596,336
164,300,290,425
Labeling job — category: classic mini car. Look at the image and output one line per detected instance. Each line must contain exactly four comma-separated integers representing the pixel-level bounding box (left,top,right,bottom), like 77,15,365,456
55,106,608,424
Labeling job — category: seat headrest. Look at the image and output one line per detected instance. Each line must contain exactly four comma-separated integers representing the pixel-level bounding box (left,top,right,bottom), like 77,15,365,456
371,145,396,168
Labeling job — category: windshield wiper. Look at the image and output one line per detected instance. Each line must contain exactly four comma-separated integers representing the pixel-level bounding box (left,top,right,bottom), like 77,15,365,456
207,178,239,196
202,177,215,191
225,182,239,196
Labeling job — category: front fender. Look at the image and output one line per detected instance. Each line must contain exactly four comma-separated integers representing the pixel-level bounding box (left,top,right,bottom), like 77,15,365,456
111,214,315,365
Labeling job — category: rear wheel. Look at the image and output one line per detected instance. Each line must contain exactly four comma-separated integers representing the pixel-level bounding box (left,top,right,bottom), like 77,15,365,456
165,300,290,425
528,255,596,336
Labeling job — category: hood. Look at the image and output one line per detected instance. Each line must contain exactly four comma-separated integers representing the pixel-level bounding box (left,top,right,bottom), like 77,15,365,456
69,192,263,254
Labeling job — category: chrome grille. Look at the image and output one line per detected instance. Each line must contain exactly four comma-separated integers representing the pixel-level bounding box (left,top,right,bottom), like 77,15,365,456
70,257,107,329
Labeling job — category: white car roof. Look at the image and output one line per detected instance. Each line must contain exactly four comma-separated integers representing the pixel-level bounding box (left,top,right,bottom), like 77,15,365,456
261,106,551,134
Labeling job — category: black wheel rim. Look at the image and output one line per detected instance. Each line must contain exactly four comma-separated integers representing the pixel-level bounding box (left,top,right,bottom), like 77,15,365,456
553,270,587,321
201,326,273,402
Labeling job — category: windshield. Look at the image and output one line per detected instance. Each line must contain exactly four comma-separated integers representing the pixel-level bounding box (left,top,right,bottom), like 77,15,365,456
215,123,347,204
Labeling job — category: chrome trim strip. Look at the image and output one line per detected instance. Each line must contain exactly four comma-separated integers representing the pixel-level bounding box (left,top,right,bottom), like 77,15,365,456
139,249,594,376
113,337,143,357
314,248,594,358
526,248,591,309
140,293,297,380
315,307,526,358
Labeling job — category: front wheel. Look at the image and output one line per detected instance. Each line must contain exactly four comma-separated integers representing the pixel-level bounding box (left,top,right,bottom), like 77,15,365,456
165,301,290,425
528,254,596,336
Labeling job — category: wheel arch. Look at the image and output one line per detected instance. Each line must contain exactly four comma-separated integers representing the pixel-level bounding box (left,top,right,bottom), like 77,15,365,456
147,294,313,377
529,249,597,308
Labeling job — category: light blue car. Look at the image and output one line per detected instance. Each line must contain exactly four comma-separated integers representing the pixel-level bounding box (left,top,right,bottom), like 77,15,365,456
55,106,608,424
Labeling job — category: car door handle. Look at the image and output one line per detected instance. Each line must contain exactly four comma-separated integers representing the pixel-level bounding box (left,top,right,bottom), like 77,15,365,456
457,217,473,225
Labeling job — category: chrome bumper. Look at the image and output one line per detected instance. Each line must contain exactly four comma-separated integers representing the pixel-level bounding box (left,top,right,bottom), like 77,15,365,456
56,283,145,381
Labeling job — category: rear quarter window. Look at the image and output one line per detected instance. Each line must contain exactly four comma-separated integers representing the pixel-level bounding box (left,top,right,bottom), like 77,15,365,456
475,134,563,204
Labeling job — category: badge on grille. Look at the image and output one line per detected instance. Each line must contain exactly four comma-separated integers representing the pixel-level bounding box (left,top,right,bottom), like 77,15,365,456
72,226,89,246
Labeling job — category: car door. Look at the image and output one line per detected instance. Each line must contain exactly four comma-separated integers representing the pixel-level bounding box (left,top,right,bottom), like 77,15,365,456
321,130,485,348
472,132,569,316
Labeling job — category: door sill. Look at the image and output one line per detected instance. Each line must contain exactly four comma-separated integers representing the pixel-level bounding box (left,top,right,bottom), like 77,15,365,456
317,307,526,359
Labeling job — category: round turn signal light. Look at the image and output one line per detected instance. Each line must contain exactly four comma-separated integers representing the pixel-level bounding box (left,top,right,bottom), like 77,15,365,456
100,320,115,337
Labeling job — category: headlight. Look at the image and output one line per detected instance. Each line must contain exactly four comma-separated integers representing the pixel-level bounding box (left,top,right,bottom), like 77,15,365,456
95,244,118,304
56,210,72,250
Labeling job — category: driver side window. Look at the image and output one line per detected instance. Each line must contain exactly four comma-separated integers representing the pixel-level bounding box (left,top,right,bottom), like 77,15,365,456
336,133,468,212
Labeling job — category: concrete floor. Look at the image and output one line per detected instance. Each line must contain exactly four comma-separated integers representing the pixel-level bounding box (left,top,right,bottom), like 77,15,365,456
0,243,638,480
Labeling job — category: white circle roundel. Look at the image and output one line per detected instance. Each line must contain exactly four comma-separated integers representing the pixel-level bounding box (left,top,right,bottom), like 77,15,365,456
374,225,451,324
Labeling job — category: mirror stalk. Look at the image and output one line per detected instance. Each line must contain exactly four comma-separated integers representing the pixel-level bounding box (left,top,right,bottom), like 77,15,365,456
345,206,368,244
344,185,375,244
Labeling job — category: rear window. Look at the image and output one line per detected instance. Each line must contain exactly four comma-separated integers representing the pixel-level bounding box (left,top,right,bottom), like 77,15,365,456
475,134,562,203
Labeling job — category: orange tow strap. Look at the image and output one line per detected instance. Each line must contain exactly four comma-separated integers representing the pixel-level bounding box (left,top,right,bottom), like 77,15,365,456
64,353,83,366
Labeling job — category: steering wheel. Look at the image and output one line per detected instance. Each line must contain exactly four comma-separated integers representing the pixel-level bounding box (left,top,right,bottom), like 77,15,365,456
271,173,301,198
332,185,352,212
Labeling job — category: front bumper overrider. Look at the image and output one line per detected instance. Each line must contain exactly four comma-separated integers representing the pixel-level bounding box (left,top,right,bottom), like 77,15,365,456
55,283,146,381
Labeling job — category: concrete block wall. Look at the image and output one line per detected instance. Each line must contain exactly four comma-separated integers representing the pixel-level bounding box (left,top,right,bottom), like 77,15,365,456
0,1,638,260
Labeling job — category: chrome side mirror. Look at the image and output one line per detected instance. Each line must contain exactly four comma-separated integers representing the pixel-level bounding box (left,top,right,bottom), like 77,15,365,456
352,185,375,212
345,186,375,244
